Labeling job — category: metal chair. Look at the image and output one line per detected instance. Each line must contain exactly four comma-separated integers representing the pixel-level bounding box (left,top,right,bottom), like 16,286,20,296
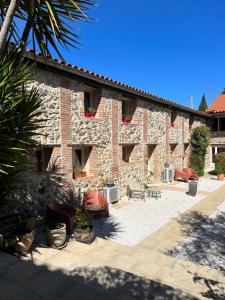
126,185,146,200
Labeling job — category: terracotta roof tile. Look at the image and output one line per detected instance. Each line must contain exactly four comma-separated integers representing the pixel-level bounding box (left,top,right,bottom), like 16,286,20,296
207,94,225,113
18,44,210,117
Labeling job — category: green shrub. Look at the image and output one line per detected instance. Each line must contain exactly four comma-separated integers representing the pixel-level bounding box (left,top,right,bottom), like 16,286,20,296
215,164,224,175
215,152,225,174
190,126,211,176
190,153,204,176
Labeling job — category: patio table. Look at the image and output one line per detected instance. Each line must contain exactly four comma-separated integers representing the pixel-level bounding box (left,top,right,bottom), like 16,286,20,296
144,184,162,199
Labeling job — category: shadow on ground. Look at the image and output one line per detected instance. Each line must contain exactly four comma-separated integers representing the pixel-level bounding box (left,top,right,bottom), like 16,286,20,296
0,252,199,300
168,208,225,274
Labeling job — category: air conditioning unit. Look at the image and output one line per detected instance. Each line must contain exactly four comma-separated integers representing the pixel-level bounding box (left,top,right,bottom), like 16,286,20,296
103,186,119,204
161,167,174,183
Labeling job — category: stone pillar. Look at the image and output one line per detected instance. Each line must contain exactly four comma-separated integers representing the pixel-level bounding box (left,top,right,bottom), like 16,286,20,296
60,78,73,177
143,105,148,173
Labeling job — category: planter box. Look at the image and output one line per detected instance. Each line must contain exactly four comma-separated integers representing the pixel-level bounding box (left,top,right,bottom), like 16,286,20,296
85,112,95,118
122,118,131,124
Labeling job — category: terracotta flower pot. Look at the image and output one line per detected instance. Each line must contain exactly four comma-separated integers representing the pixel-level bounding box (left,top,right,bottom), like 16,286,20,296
124,156,129,162
45,223,66,249
217,174,224,181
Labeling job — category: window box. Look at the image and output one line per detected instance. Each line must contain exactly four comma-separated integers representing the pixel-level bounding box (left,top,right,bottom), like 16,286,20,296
122,116,131,124
73,170,87,179
85,112,95,118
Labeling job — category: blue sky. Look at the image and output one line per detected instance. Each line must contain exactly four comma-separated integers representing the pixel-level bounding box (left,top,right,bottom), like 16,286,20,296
53,1,225,109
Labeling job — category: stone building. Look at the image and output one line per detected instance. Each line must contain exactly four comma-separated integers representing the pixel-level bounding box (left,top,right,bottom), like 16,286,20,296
26,51,211,195
207,89,225,166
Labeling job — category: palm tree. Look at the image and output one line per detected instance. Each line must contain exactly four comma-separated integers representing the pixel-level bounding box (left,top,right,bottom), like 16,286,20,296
0,45,43,203
0,0,94,57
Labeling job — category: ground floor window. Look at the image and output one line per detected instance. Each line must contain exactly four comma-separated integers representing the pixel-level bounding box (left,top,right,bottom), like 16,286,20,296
73,146,92,178
35,147,53,172
212,146,225,163
170,144,177,157
122,145,135,163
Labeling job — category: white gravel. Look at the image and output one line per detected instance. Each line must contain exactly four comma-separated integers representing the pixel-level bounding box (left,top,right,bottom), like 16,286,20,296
93,190,205,246
177,176,225,192
173,200,225,273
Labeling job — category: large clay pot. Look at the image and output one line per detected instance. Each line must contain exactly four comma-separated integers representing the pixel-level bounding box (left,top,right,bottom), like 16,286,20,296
45,223,66,249
13,231,35,254
217,174,224,181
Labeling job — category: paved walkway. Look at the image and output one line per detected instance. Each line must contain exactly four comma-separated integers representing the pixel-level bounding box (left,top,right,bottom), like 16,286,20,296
1,183,225,299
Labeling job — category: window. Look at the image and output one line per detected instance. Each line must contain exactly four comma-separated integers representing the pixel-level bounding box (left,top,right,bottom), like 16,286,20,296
122,145,134,162
73,146,92,178
35,147,53,171
189,115,194,129
122,99,135,124
84,86,99,118
219,117,225,131
211,118,218,131
170,111,177,127
170,144,177,157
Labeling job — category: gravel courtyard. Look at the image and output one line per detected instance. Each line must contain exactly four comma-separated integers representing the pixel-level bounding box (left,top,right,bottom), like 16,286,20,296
172,199,225,273
92,190,205,246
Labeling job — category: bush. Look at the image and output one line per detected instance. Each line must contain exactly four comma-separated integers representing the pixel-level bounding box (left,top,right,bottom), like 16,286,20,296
190,126,211,176
190,153,204,176
215,152,225,174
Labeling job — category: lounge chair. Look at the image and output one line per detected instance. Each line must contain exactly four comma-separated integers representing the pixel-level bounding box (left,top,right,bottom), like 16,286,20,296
183,168,199,180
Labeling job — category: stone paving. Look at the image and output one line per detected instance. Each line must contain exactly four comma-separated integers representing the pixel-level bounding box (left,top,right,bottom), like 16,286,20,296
1,180,225,299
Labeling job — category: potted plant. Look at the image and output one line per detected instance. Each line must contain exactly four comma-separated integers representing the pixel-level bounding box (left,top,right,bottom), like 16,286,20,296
45,222,67,249
122,115,131,124
215,152,225,181
85,107,96,118
215,164,224,181
74,208,95,244
73,168,86,179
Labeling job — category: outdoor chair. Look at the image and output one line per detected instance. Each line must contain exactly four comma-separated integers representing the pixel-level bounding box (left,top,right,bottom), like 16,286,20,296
126,185,146,200
46,202,76,235
174,169,189,182
143,184,162,199
183,168,199,180
83,191,109,217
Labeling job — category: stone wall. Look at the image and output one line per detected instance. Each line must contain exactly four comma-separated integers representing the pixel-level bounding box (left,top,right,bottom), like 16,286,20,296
33,69,61,144
30,67,209,196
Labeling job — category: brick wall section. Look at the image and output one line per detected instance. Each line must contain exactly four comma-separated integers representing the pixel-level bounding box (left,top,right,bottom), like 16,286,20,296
96,88,107,119
60,78,73,177
132,100,142,124
112,94,119,178
79,91,85,117
143,105,148,173
88,146,98,176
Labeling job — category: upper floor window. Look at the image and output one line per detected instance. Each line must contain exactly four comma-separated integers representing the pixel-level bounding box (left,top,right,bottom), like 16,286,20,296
122,98,135,124
84,86,99,118
170,111,177,127
189,115,194,129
